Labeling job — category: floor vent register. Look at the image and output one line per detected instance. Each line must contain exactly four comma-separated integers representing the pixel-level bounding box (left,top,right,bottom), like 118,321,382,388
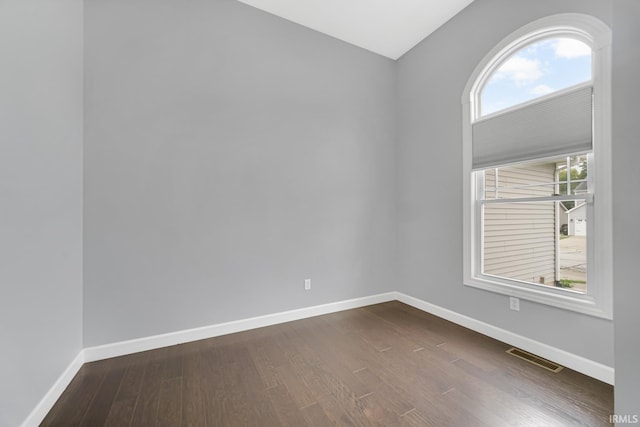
506,347,564,373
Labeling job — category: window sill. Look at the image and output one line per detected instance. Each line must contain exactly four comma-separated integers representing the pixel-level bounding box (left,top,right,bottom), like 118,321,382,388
464,275,612,319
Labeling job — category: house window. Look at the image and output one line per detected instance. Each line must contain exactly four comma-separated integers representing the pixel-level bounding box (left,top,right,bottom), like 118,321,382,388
479,154,590,293
481,37,592,117
462,14,612,318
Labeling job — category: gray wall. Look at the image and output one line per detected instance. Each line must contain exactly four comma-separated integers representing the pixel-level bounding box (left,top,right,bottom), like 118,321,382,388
8,0,637,423
613,0,640,417
83,0,396,346
0,1,83,426
396,0,615,367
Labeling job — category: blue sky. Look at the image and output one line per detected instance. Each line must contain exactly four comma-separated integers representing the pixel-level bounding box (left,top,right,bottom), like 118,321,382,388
481,37,592,116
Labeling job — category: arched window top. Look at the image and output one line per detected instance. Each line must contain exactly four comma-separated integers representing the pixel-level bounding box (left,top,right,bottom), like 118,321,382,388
464,13,612,123
480,36,592,117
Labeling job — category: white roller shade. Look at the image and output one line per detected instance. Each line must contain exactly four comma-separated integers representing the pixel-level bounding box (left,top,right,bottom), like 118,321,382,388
472,85,593,170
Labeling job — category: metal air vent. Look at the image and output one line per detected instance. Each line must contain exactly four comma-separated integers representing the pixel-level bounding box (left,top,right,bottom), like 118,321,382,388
506,347,564,373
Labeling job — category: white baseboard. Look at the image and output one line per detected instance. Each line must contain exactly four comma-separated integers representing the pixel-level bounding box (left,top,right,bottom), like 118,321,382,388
84,292,397,363
394,292,615,385
21,350,85,427
22,295,396,427
84,290,614,383
24,290,613,427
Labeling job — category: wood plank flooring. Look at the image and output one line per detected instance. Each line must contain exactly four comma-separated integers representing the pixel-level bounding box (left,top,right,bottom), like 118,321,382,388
41,302,613,426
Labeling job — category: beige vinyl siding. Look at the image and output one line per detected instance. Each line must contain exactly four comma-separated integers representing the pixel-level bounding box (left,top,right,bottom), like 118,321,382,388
483,163,556,285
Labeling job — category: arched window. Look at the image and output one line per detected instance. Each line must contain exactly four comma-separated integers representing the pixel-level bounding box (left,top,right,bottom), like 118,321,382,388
481,37,591,117
462,14,612,318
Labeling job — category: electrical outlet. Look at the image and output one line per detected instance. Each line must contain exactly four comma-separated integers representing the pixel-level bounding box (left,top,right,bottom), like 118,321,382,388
304,279,311,290
509,296,520,311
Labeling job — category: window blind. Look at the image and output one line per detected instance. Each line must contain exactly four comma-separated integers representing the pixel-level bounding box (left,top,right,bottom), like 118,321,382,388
472,85,593,170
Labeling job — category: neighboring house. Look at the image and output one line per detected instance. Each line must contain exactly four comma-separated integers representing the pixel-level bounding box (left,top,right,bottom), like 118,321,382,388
574,180,589,195
483,162,556,286
567,203,588,236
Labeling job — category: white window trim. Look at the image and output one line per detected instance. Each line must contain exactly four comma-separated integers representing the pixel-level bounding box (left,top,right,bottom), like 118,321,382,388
462,13,613,319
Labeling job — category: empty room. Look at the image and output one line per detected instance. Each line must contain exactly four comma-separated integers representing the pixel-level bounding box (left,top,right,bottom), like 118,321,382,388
2,0,639,426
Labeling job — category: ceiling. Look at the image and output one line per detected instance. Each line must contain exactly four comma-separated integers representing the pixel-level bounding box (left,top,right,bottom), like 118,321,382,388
236,0,475,60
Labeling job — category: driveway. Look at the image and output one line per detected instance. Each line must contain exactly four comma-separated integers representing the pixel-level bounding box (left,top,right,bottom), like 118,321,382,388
559,235,586,291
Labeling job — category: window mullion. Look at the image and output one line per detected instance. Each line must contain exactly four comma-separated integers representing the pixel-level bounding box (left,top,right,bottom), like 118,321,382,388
479,193,589,205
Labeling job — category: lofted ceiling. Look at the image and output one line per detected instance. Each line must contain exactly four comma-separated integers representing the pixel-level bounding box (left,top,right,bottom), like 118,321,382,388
236,0,475,60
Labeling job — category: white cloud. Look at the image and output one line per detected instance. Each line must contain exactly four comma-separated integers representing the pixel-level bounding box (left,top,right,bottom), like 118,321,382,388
554,38,591,59
494,56,544,85
530,84,554,96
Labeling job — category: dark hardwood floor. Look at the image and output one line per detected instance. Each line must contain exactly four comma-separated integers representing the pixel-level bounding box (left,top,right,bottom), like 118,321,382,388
41,302,613,426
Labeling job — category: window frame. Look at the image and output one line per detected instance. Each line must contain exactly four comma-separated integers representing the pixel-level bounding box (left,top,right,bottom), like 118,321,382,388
462,14,613,319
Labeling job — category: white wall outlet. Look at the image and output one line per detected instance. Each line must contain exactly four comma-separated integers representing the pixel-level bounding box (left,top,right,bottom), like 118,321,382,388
304,279,311,290
509,296,520,311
